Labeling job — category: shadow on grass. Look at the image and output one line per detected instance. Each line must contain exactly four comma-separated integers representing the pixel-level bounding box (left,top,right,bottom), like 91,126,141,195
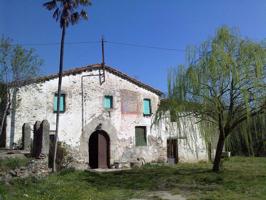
79,165,217,192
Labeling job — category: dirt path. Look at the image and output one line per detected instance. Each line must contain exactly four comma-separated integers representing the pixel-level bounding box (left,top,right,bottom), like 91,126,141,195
130,191,186,200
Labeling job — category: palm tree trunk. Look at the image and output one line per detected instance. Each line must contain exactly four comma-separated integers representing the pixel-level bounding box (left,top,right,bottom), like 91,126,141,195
53,23,66,172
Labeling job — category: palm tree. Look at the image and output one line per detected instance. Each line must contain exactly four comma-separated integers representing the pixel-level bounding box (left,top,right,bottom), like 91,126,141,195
43,0,91,172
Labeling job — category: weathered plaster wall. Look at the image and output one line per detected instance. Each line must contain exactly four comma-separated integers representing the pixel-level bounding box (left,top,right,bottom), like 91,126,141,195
6,68,207,166
154,115,208,162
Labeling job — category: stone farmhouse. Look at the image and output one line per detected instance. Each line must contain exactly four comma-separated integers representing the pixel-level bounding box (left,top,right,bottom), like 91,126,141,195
4,64,208,169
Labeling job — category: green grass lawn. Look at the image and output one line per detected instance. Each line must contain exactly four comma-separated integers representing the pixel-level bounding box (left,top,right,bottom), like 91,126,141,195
0,157,266,200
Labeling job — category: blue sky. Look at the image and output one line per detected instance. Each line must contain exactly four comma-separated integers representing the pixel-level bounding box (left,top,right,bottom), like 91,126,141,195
1,0,266,93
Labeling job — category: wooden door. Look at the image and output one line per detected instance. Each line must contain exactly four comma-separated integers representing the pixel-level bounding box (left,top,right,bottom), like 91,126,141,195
98,131,108,168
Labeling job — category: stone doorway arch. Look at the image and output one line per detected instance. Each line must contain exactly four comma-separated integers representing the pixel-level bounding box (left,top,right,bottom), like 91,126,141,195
89,130,110,169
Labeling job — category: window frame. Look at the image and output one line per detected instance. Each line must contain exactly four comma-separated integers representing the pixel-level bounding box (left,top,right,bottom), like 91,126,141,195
135,126,147,147
53,93,66,113
143,98,152,116
104,95,113,109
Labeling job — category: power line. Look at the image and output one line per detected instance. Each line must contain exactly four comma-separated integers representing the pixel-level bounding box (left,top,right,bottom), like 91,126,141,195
11,40,186,52
106,41,185,52
17,41,100,46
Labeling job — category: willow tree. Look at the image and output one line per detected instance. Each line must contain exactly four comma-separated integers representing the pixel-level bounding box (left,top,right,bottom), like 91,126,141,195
156,27,266,172
225,114,266,156
43,0,91,172
0,37,42,147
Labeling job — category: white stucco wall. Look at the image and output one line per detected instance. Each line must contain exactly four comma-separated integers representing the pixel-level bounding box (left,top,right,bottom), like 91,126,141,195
5,67,208,166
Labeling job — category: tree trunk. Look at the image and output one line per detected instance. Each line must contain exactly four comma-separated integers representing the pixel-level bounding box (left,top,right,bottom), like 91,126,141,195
0,103,10,136
52,23,66,172
207,142,212,162
0,91,10,144
212,131,225,172
0,117,6,147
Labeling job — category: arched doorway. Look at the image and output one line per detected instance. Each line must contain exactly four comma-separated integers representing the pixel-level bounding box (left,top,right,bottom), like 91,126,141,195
89,130,110,169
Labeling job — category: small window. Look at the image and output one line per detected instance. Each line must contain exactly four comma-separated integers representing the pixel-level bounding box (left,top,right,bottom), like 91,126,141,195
54,94,65,113
135,126,147,146
104,95,113,109
143,99,151,116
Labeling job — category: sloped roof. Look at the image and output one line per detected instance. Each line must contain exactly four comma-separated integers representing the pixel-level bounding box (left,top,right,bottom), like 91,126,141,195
12,64,163,96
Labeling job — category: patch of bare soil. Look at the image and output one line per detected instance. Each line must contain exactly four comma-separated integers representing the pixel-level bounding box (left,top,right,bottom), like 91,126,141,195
130,190,186,200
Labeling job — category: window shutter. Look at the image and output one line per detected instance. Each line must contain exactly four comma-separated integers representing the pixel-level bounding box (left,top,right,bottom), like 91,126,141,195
59,95,64,112
54,94,65,112
104,96,113,109
135,127,147,146
143,99,151,115
53,96,58,112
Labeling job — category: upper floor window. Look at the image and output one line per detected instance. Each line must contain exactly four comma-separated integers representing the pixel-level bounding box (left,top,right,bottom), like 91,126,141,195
54,94,65,113
104,95,113,109
143,98,151,116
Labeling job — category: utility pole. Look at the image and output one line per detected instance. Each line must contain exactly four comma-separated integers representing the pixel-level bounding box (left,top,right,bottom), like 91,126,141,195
101,36,105,67
99,36,105,85
82,36,107,133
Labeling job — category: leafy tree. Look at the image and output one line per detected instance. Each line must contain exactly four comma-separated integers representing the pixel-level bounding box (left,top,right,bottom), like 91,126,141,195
226,114,266,157
155,27,266,172
43,0,91,172
0,37,42,147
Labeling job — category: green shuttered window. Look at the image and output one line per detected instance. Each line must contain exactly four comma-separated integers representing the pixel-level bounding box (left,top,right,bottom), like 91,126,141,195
54,94,65,113
135,126,147,146
104,95,113,109
143,99,151,116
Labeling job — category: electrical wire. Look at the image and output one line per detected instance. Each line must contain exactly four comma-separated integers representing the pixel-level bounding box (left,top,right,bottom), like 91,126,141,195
13,40,186,52
106,41,185,52
17,41,99,46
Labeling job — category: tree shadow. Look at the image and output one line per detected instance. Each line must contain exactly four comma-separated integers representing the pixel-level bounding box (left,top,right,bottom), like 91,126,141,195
81,165,216,192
